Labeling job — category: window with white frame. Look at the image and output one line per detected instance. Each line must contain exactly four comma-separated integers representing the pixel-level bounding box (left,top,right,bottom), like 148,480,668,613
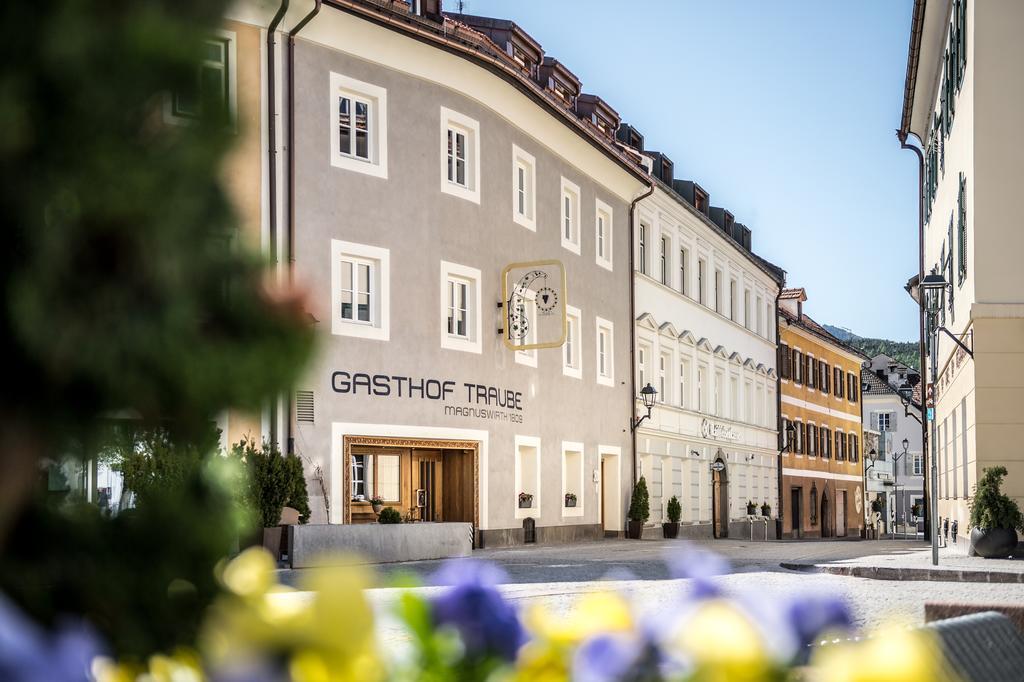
330,72,387,178
660,236,670,285
561,178,581,254
755,385,764,426
697,364,707,412
745,380,753,423
512,145,536,230
715,269,723,313
637,343,650,390
515,436,541,519
744,289,752,330
595,199,613,270
596,317,614,386
351,454,367,499
698,258,707,305
679,359,690,409
167,32,237,128
439,261,481,353
756,294,764,335
679,247,689,296
440,107,480,203
714,370,724,416
660,352,671,403
729,278,737,321
514,295,538,367
766,302,773,339
639,223,649,275
913,454,923,475
563,305,582,378
332,240,389,340
561,442,584,517
730,374,739,419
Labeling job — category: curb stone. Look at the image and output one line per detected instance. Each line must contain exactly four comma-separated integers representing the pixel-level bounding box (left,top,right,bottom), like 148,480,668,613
779,562,1024,583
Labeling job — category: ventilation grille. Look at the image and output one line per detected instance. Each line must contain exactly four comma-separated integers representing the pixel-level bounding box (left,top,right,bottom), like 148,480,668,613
295,391,314,423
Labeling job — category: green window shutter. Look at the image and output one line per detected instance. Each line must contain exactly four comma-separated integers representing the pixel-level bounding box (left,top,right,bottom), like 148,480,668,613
958,174,967,284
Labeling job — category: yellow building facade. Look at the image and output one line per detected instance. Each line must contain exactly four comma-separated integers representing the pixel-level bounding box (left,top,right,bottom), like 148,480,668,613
778,289,865,539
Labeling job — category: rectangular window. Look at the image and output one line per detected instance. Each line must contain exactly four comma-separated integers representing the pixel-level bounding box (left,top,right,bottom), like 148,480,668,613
440,261,481,354
637,345,649,390
660,353,670,403
834,366,844,398
446,278,468,338
596,317,614,386
730,375,739,419
330,73,387,178
729,279,737,321
714,371,724,416
821,427,830,459
512,146,536,230
639,224,648,275
744,289,752,330
332,240,389,341
679,360,689,409
697,365,707,413
376,454,400,501
561,178,581,254
807,355,816,389
913,454,923,476
351,454,367,499
169,34,236,127
794,421,803,454
660,237,669,285
957,173,967,285
439,107,479,202
792,350,803,385
596,199,613,270
715,269,723,313
563,306,582,378
755,295,763,335
447,127,467,186
847,372,858,402
808,424,817,457
698,259,707,305
679,248,689,296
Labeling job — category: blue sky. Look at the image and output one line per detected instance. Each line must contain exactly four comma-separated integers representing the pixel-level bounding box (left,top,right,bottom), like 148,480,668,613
449,0,919,341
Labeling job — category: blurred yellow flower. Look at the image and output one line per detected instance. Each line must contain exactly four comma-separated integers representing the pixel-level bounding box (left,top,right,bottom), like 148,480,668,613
219,546,276,600
811,625,957,682
526,592,632,645
669,600,775,682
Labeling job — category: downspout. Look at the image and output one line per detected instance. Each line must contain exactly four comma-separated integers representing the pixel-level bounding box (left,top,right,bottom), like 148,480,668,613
628,182,655,492
266,0,289,449
284,0,323,456
899,130,928,542
774,287,784,540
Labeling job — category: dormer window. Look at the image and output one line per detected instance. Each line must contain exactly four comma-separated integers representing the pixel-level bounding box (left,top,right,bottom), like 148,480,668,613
694,187,709,214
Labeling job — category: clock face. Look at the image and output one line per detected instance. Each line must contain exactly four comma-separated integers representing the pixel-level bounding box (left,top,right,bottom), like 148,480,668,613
536,287,558,313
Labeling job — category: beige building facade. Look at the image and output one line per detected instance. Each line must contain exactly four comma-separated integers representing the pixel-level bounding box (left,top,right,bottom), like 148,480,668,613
899,0,1024,532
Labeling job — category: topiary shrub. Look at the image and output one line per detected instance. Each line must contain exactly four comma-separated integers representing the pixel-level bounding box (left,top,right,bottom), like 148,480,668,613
227,437,310,528
666,495,682,524
970,466,1023,530
628,477,650,523
378,507,402,524
284,454,311,524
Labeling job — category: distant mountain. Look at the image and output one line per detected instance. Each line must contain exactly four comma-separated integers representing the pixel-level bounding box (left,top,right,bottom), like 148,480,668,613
822,324,919,371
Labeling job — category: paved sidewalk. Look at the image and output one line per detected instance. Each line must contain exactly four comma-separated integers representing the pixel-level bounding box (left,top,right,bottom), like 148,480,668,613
781,536,1024,582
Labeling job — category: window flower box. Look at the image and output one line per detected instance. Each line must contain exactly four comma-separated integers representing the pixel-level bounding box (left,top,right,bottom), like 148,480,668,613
518,492,533,509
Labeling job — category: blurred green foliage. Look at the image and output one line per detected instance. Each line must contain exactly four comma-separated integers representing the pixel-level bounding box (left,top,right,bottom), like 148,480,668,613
0,0,314,662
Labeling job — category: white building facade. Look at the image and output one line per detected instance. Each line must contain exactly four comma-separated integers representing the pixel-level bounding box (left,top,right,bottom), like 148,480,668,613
628,153,784,539
900,0,1024,531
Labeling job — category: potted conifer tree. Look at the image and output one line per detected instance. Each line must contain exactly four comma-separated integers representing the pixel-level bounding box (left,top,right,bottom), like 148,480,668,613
663,495,681,538
969,466,1022,558
627,477,650,539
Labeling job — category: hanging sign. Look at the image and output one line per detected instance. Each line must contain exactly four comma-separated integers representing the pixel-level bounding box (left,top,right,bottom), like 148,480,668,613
501,259,567,351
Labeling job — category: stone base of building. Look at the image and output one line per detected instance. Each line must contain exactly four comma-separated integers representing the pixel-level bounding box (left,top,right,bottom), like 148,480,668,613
781,474,865,540
638,520,778,541
477,523,605,548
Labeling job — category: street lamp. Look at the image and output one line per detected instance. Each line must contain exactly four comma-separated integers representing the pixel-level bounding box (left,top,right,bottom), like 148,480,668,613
631,383,657,430
920,272,946,566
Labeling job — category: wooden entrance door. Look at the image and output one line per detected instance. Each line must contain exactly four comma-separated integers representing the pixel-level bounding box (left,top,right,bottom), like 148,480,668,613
599,457,607,530
412,449,443,522
791,487,802,538
837,491,847,537
712,461,728,539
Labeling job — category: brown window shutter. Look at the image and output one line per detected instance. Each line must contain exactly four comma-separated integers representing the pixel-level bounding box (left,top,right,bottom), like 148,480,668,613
779,344,791,379
808,357,816,389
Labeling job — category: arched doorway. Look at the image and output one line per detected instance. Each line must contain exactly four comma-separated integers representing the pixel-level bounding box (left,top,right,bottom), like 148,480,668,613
821,491,831,538
711,456,729,539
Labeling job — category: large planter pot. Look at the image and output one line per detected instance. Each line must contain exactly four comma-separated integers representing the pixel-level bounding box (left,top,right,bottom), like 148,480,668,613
371,503,383,514
662,522,680,539
970,527,1018,558
627,520,644,539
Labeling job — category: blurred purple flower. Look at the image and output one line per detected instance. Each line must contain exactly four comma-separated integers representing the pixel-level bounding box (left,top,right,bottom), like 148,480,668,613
573,633,640,682
664,543,731,599
430,560,524,662
0,594,104,682
785,593,853,662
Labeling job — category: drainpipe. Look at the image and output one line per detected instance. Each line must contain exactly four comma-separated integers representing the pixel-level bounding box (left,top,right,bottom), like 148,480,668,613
266,0,288,448
899,130,928,542
283,1,322,456
628,181,655,493
774,287,784,540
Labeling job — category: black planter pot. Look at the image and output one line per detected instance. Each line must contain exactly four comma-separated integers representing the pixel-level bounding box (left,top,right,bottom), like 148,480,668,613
970,526,1018,558
627,520,644,539
662,522,679,539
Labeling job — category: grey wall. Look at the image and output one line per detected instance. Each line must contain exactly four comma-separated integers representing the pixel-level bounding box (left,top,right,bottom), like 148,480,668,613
290,40,635,536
